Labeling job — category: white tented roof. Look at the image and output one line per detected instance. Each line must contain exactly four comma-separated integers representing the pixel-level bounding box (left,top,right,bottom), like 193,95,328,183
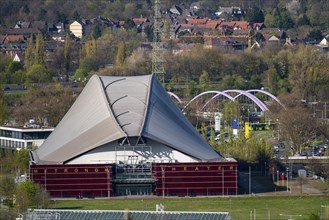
31,74,222,164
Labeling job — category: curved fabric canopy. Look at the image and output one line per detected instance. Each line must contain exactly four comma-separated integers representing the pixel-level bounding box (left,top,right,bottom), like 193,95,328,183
32,74,221,164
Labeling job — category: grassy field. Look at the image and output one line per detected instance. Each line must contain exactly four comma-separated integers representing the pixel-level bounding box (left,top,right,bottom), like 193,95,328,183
51,195,329,219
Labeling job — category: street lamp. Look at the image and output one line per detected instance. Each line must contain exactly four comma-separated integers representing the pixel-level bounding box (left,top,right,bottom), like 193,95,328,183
286,167,289,193
161,165,166,198
276,119,280,140
280,213,302,220
222,167,224,196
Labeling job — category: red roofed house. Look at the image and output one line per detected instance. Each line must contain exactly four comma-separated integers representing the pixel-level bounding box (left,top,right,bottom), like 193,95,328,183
187,18,208,25
3,34,26,44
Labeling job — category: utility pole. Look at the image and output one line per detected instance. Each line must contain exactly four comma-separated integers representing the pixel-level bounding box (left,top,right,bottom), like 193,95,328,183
152,0,165,85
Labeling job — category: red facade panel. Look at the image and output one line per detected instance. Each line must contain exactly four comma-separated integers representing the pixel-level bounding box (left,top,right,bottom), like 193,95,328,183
30,164,113,198
30,161,238,198
152,162,238,196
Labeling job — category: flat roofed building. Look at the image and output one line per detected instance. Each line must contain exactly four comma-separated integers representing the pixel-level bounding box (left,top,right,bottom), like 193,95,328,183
0,125,53,150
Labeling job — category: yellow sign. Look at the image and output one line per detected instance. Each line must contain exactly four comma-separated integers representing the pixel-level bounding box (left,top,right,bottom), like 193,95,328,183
245,122,250,139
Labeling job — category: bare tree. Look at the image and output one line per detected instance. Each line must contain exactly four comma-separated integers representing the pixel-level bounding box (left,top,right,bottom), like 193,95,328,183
269,93,323,155
0,175,16,205
296,176,308,194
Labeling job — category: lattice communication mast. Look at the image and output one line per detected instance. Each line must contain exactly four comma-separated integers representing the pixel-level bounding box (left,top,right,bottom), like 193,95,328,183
152,0,165,84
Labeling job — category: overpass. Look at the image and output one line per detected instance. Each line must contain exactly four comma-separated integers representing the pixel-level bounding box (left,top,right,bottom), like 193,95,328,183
281,156,329,164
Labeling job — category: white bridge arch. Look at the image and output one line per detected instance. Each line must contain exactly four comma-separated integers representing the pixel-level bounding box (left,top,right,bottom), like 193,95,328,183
168,89,284,113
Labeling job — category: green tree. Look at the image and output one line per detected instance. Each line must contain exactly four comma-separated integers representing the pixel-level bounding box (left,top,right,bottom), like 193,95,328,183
123,2,136,18
14,148,31,173
209,128,217,148
35,32,45,66
288,45,329,102
0,175,16,207
12,83,75,126
5,61,23,74
296,14,310,26
0,93,7,124
92,24,102,39
245,7,264,23
201,122,208,140
73,10,80,20
26,64,52,83
83,36,97,59
37,8,47,20
163,17,171,40
16,180,49,209
223,101,240,126
307,29,323,41
24,36,35,69
64,33,71,80
2,61,23,84
74,67,88,81
184,80,197,99
12,70,26,84
15,185,29,213
115,41,126,67
199,70,209,92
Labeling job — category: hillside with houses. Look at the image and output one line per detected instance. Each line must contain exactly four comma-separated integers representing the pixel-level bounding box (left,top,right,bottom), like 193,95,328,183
0,0,328,95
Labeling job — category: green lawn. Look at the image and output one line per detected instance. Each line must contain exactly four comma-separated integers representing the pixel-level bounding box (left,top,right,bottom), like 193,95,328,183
51,195,329,219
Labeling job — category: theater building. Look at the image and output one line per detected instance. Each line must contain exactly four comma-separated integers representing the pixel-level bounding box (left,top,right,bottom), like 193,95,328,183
30,74,237,197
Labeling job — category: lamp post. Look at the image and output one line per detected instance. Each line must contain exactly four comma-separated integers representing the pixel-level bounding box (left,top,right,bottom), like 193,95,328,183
222,167,225,196
276,119,280,140
280,213,302,220
106,166,111,199
161,165,165,199
286,167,289,192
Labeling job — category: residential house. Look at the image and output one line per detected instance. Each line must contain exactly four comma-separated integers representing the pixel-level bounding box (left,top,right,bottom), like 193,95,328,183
220,36,248,50
193,20,221,36
51,30,66,42
319,36,329,46
132,18,149,33
13,53,24,63
48,22,64,34
252,23,265,31
15,21,31,29
316,35,329,52
0,43,26,59
5,27,39,37
2,34,26,44
215,7,233,20
232,7,246,19
178,23,195,35
44,41,63,63
169,5,183,15
204,36,221,49
48,22,66,42
69,20,84,39
187,18,208,25
32,21,47,33
190,2,201,12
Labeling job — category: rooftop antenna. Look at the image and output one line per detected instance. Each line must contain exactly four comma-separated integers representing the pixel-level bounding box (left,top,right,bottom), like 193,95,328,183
152,0,165,85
